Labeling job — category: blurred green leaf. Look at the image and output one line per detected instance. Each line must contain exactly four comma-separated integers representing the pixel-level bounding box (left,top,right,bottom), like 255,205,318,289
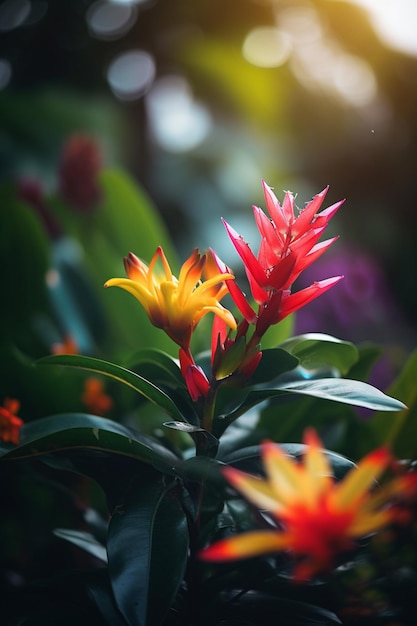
261,314,294,348
0,184,50,334
107,474,189,626
280,334,358,376
369,349,417,458
37,354,188,422
98,169,177,266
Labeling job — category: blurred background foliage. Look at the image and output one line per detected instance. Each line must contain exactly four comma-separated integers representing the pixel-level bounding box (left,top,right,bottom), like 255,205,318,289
2,0,417,343
1,0,417,418
2,0,417,611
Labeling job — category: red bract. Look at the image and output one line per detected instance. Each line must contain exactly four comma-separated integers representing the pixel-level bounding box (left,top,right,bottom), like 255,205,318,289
222,182,344,335
179,348,210,402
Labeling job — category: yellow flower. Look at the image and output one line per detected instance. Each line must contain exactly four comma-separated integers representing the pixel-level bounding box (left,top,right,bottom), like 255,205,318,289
200,429,401,580
105,247,236,349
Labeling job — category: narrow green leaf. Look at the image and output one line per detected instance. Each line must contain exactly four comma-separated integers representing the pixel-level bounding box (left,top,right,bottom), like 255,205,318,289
107,475,189,626
275,378,406,411
37,354,187,422
53,528,108,563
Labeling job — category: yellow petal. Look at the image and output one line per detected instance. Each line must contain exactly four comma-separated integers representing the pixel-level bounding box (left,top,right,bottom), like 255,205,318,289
331,447,391,511
223,466,283,512
303,429,333,499
200,530,290,561
262,441,310,504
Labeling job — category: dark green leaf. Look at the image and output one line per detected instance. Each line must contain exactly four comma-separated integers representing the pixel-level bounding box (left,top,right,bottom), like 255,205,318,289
128,348,184,387
248,348,299,384
107,475,189,626
214,590,341,625
85,568,128,626
37,354,187,422
0,413,179,472
275,377,406,411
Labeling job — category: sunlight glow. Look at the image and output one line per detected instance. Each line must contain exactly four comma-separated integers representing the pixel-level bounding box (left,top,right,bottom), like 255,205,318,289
279,5,377,107
340,0,417,57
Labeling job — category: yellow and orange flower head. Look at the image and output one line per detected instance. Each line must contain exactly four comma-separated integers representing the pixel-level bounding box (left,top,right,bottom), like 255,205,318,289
105,247,236,350
200,429,404,581
0,398,24,445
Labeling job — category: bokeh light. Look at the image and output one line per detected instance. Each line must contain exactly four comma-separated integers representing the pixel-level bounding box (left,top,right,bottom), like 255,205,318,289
0,0,31,31
146,75,212,152
242,27,292,68
86,1,138,41
106,50,156,100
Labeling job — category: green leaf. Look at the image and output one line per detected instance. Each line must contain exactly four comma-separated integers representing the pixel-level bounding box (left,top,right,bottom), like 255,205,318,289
275,377,406,412
280,333,358,375
248,347,298,385
369,349,417,458
37,354,187,422
0,413,179,472
127,348,184,388
85,569,128,626
107,475,189,626
53,528,108,563
98,169,177,269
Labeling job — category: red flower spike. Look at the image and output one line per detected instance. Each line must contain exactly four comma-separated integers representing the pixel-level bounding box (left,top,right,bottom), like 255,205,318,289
223,181,343,336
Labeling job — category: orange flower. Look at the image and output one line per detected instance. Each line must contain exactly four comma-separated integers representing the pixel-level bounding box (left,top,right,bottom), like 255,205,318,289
52,335,78,355
0,398,24,445
201,429,404,580
105,247,236,350
82,377,113,416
